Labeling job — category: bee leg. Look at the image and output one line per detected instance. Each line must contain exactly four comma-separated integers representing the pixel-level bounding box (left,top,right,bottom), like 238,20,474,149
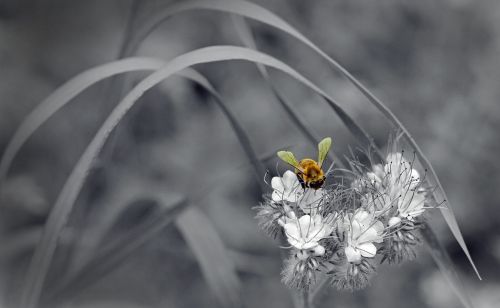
297,175,308,189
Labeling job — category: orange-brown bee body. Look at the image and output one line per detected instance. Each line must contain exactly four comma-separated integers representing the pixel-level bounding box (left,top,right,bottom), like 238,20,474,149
277,137,332,190
295,158,325,189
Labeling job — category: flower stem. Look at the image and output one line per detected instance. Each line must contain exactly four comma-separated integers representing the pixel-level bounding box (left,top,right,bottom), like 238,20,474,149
310,276,329,304
302,288,311,308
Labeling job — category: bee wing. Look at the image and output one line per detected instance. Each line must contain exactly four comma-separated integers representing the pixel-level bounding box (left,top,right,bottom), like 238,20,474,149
317,137,332,167
277,151,303,171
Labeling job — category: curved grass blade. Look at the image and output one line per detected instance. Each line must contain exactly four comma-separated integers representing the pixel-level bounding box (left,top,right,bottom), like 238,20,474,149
176,207,242,308
57,204,243,308
67,68,266,272
120,3,332,166
420,222,474,308
120,1,379,162
19,46,376,308
0,60,265,195
231,15,348,168
45,197,190,306
178,69,266,190
121,0,479,279
48,144,281,304
0,57,166,185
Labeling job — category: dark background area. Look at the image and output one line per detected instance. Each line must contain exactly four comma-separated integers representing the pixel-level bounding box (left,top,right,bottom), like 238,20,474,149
0,0,499,307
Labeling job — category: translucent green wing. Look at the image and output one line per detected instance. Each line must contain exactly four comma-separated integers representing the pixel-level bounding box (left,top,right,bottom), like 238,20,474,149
317,137,332,167
277,151,300,169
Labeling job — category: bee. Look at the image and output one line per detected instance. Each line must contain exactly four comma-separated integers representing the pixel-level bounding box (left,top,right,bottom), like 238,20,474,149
277,137,332,189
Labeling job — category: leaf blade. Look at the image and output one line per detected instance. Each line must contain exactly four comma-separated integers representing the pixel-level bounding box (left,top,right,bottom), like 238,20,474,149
176,208,242,308
231,14,346,169
177,69,267,190
0,57,166,183
420,222,474,308
122,0,383,161
46,197,190,304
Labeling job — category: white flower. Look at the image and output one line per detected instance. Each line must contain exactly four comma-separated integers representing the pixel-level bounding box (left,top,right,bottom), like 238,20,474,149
284,214,334,250
271,170,301,203
384,153,420,191
343,210,384,263
297,188,324,214
396,188,426,221
360,153,425,221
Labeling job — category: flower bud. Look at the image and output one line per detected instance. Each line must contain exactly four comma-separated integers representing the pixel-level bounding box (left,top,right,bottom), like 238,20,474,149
388,216,401,227
296,250,309,260
312,245,326,256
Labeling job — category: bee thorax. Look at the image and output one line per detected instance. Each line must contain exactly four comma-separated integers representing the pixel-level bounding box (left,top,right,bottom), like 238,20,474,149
296,158,325,189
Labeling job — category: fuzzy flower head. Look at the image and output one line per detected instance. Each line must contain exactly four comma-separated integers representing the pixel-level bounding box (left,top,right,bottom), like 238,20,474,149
382,221,421,264
254,201,285,238
342,210,384,263
329,258,376,291
255,136,444,291
282,252,320,289
358,152,426,223
284,214,335,252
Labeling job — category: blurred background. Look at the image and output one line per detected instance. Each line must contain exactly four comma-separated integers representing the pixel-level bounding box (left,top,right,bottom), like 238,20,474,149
0,0,499,307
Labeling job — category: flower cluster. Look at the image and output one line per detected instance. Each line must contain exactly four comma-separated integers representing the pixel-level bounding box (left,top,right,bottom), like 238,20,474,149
255,147,434,291
352,151,428,264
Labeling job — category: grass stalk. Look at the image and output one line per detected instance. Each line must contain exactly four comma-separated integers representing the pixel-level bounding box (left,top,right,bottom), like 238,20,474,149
0,58,167,185
45,197,189,305
231,15,347,169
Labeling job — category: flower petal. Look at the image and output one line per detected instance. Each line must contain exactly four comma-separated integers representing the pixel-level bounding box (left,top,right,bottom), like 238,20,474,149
271,176,284,192
298,189,323,214
284,222,300,241
373,222,385,243
271,190,282,202
297,215,313,236
345,246,362,263
357,226,379,244
286,236,303,249
409,168,420,189
301,241,319,250
350,220,363,239
353,210,370,226
312,214,323,226
283,170,299,189
358,243,377,258
399,190,425,218
385,153,402,173
309,226,327,243
372,164,385,180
